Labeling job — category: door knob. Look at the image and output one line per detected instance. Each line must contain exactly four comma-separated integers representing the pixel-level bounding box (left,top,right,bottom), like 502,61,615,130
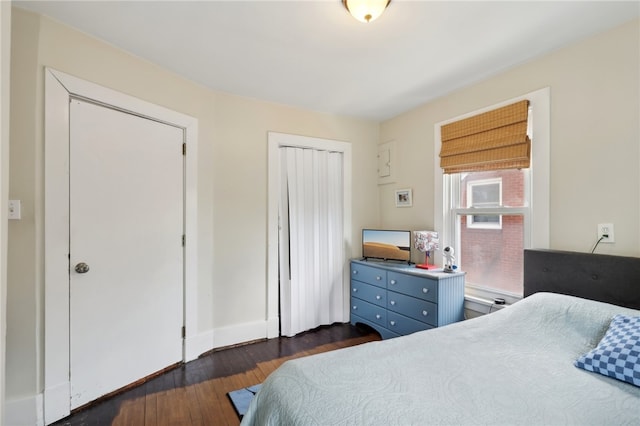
75,262,90,274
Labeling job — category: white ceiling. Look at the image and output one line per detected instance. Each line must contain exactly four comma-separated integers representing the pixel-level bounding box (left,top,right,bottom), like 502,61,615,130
15,0,640,121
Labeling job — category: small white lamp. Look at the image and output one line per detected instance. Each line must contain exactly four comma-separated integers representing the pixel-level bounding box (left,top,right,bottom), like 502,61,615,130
413,231,439,269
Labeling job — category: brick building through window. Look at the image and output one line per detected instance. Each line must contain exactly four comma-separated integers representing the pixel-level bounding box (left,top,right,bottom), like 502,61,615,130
459,169,525,295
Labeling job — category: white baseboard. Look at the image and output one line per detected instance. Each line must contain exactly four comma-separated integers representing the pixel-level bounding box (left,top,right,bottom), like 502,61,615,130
6,393,44,426
43,382,70,425
212,320,267,350
184,330,214,362
185,320,269,360
266,316,279,339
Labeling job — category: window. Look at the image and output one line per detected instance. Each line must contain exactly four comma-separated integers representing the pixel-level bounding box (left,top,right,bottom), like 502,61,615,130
453,169,528,297
434,89,550,304
466,177,502,229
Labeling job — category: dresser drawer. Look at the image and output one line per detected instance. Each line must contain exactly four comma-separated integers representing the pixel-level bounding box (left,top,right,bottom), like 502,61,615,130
351,263,386,288
388,271,437,303
387,291,438,326
351,280,386,307
351,298,386,327
387,311,434,335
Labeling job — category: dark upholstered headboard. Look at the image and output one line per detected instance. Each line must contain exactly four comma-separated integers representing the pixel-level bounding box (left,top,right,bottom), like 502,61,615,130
524,249,640,310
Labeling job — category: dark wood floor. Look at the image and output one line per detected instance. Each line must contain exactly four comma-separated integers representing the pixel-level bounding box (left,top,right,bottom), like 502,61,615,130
53,323,380,426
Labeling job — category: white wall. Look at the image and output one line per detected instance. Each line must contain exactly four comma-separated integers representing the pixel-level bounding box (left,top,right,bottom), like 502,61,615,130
7,7,380,422
1,2,12,425
380,18,640,258
7,6,639,424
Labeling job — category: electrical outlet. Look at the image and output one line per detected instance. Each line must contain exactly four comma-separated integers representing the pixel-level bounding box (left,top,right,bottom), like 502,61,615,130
597,223,614,243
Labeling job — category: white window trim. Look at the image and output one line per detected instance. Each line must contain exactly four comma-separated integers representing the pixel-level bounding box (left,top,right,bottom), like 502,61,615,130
433,88,550,303
466,177,503,229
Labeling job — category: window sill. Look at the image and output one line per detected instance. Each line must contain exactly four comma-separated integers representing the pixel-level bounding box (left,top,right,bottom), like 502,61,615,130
465,283,521,306
464,294,514,317
465,294,508,309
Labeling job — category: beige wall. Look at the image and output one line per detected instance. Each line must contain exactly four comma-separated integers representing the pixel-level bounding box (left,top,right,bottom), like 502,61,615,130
7,7,380,406
380,18,640,258
7,5,639,420
1,2,12,424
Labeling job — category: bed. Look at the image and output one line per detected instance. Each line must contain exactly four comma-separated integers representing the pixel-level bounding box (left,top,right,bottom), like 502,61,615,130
242,249,640,425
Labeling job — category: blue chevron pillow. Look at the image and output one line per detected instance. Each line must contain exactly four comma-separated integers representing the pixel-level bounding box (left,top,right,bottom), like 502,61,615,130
575,314,640,387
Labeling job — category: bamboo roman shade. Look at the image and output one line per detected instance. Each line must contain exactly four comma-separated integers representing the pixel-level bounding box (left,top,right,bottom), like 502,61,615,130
439,100,530,174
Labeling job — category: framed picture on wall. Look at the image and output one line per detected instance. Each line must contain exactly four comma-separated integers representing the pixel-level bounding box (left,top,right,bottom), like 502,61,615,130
395,189,412,207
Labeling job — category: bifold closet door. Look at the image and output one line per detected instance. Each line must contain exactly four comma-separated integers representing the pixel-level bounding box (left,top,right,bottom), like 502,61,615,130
279,146,345,337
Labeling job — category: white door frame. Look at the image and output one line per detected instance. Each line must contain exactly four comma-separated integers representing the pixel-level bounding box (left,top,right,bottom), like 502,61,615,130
43,68,199,424
266,132,352,338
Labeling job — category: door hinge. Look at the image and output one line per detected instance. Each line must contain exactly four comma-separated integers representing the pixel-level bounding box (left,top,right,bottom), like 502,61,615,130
182,143,186,156
182,234,185,246
181,326,186,338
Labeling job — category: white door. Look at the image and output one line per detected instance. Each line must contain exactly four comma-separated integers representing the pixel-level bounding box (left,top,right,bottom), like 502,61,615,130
69,99,184,408
278,147,345,337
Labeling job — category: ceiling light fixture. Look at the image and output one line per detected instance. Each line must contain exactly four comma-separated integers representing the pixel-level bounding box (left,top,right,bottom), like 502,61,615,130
343,0,391,23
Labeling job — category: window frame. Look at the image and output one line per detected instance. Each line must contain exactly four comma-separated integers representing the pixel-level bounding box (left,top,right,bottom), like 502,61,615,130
433,88,550,305
465,177,503,229
453,171,529,299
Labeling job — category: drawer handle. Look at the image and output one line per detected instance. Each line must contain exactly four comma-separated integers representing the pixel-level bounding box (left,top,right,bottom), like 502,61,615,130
390,300,396,306
390,279,396,285
353,270,358,274
353,288,358,292
376,295,381,300
390,321,396,326
376,276,382,281
422,310,428,316
353,306,357,310
376,314,381,319
422,288,429,293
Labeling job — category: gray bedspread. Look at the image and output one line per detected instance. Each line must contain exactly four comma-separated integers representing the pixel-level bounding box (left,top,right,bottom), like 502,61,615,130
241,292,640,425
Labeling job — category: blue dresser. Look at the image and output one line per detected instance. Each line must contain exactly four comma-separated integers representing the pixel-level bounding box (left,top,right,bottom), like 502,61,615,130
350,259,465,339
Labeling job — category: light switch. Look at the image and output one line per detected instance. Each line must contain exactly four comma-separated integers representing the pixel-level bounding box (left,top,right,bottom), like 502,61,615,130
8,200,21,220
